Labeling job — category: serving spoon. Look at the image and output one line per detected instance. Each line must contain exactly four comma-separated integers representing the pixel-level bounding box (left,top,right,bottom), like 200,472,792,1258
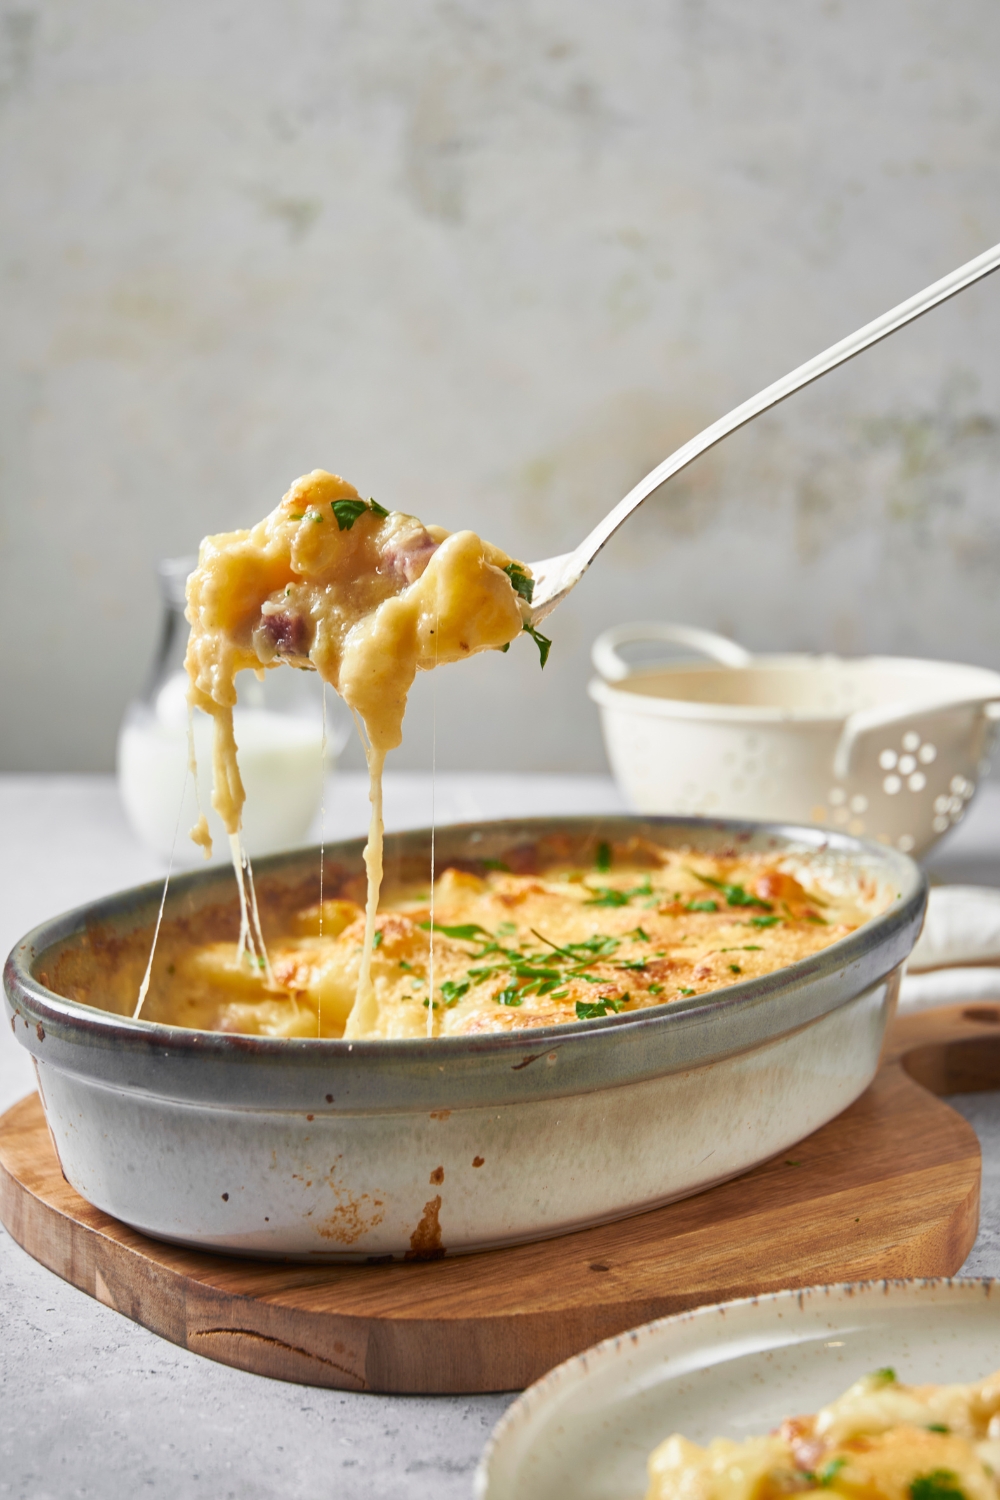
525,240,1000,626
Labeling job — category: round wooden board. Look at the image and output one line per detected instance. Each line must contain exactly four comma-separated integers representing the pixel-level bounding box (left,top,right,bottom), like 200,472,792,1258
0,1003,992,1394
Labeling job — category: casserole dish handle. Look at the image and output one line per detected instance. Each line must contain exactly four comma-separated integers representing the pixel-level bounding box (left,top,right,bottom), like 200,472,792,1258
591,622,752,682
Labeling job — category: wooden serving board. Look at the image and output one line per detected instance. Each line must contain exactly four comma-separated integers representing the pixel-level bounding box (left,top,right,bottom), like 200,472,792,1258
0,1002,994,1395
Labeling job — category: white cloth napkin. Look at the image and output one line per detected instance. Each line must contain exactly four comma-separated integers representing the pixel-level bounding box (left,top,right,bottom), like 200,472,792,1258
899,885,1000,1012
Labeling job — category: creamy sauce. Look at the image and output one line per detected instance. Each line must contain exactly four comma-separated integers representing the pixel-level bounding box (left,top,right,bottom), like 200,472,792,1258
183,470,528,1032
133,848,879,1039
646,1368,1000,1500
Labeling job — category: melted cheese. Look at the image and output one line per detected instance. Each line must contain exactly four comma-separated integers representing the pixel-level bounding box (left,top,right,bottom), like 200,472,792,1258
183,470,527,1032
136,848,879,1039
647,1369,1000,1500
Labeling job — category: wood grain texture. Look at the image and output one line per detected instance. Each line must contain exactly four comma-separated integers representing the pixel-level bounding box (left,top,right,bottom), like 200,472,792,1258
0,1003,993,1394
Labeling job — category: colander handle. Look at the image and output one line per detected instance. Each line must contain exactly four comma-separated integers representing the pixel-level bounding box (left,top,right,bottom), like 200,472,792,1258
591,622,752,682
833,697,1000,782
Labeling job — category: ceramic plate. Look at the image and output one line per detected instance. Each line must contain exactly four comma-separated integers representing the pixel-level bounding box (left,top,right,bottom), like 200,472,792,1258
475,1278,1000,1500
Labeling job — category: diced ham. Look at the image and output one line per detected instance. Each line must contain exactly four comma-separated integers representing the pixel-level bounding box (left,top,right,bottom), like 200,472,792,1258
258,608,310,657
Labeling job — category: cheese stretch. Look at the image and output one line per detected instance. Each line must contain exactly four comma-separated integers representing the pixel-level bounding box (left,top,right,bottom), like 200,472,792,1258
647,1367,1000,1500
183,470,532,1034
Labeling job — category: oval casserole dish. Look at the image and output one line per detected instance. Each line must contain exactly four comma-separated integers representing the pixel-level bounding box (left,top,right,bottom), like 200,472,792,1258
3,815,925,1261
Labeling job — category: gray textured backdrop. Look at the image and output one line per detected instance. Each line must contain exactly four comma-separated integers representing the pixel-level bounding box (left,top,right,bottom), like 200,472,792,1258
2,0,999,774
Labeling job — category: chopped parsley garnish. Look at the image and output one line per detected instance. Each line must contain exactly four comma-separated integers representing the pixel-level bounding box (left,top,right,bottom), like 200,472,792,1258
496,985,522,1007
728,963,742,974
372,931,383,948
873,1367,897,1384
496,921,518,936
368,497,389,518
595,841,612,873
399,959,414,971
503,562,534,604
817,1457,847,1487
482,858,510,872
686,899,718,913
806,912,828,925
648,983,663,994
310,509,324,522
439,979,469,1007
910,1471,966,1500
523,621,552,668
575,997,625,1020
568,934,620,957
748,915,781,929
419,921,493,942
617,959,647,971
585,887,630,907
678,986,695,995
691,872,773,910
530,928,580,961
330,498,370,530
585,880,652,908
926,1425,950,1434
627,926,651,942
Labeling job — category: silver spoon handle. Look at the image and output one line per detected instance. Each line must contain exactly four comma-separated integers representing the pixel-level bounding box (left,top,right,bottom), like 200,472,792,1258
575,240,1000,571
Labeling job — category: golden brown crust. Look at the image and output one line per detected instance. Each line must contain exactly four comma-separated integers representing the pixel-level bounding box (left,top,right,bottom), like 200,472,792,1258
141,848,880,1040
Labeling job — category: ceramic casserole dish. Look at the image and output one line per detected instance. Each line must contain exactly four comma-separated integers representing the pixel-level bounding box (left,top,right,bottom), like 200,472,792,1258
3,815,925,1262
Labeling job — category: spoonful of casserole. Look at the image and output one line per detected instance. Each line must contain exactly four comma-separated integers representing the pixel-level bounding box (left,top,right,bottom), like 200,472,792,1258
184,477,537,1034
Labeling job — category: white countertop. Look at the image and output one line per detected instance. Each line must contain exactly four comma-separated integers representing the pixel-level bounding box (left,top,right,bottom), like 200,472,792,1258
3,772,1000,1498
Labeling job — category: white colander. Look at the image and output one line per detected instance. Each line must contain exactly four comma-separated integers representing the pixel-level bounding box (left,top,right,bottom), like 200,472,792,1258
589,623,1000,858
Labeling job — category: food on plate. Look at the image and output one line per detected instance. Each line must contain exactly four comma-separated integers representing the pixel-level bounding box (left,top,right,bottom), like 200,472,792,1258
647,1367,1000,1500
183,469,545,1030
134,841,878,1039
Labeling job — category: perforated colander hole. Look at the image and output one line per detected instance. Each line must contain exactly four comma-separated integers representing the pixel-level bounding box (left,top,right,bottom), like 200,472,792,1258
877,730,944,802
